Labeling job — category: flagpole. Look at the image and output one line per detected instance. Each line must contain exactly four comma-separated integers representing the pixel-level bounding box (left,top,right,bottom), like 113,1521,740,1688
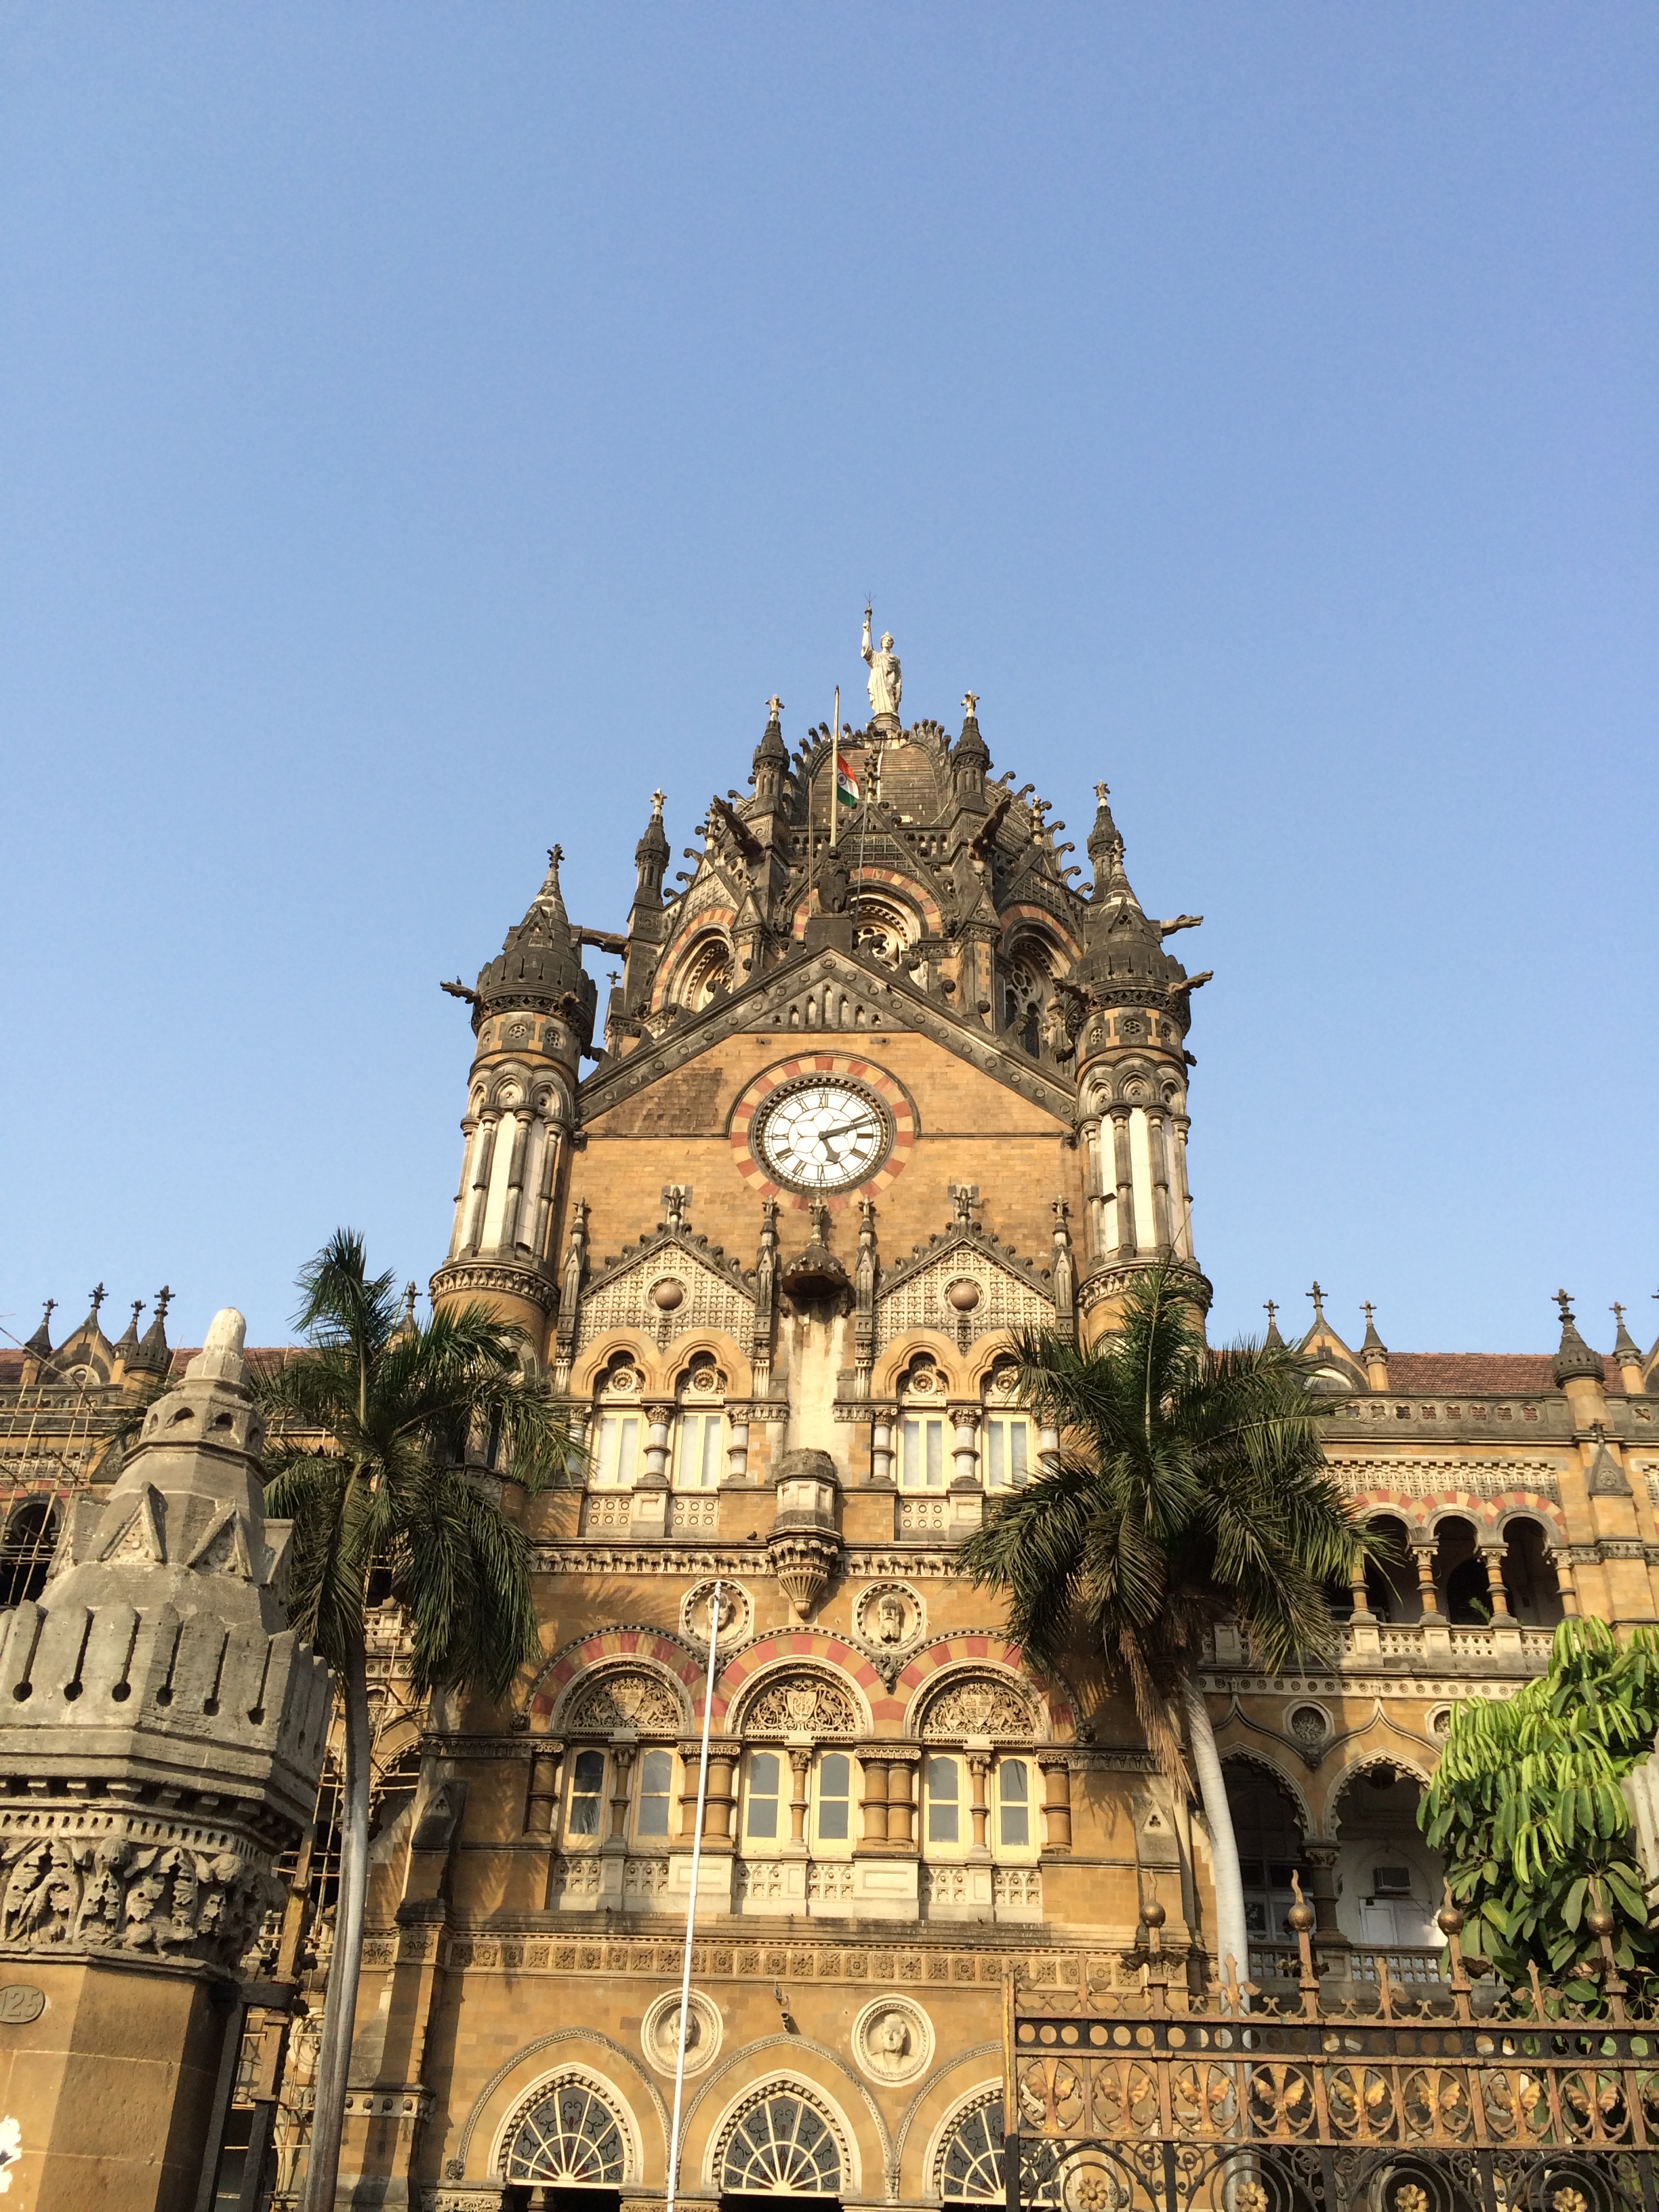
665,1581,723,2212
830,686,840,851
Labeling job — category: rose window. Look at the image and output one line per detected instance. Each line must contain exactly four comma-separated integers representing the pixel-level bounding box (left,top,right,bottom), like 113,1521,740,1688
720,2091,842,2196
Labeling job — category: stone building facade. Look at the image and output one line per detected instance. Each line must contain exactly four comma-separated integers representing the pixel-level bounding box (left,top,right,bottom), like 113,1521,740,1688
3,652,1658,2211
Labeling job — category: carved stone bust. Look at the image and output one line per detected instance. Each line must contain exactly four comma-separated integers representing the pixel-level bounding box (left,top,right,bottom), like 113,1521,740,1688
853,1993,932,2083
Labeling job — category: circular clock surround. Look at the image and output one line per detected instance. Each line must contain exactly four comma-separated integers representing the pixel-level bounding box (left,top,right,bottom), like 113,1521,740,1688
752,1074,894,1193
729,1055,917,1208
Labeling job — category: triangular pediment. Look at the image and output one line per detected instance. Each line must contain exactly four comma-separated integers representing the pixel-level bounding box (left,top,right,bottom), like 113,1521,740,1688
577,1223,756,1359
582,945,1076,1124
876,1224,1057,1349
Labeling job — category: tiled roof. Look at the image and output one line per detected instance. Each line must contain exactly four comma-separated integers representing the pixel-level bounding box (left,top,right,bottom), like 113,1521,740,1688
1387,1351,1626,1394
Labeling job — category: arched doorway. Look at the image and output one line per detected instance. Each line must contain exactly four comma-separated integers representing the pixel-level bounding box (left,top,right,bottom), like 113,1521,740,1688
1330,1763,1442,1970
1222,1761,1307,1968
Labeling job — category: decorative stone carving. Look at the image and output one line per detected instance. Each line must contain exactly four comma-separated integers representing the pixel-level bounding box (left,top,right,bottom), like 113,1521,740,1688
1287,1702,1331,1748
567,1669,682,1736
640,1986,722,2074
852,1992,933,2083
741,1672,859,1739
853,1581,925,1652
920,1673,1036,1740
0,1825,281,1973
681,1579,751,1648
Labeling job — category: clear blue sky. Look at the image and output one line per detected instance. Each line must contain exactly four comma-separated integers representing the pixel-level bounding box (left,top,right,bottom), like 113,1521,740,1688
3,5,1654,1359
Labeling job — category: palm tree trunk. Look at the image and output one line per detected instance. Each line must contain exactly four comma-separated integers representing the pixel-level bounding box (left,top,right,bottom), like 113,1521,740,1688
303,1636,371,2212
1179,1671,1250,1984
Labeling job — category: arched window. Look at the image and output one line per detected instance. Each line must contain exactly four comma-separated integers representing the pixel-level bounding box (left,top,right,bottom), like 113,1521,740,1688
674,1357,727,1490
501,2073,628,2186
937,2094,1059,2206
897,1355,948,1490
0,1498,58,1607
720,2090,842,2196
1502,1517,1564,1627
1223,1762,1307,1952
676,933,734,1012
591,1359,643,1489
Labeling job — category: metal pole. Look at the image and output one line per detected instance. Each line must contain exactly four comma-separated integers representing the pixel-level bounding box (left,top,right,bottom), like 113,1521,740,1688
665,1581,722,2212
830,687,840,851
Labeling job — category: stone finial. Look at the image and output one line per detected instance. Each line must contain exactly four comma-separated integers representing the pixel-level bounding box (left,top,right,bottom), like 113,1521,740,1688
1306,1280,1326,1325
114,1300,145,1357
1612,1303,1643,1367
130,1285,173,1376
765,696,784,719
1360,1302,1387,1355
188,1305,247,1385
1263,1299,1286,1349
89,1282,106,1317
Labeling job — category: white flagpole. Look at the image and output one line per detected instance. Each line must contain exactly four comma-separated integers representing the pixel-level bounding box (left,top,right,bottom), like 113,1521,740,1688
665,1581,722,2212
830,685,840,850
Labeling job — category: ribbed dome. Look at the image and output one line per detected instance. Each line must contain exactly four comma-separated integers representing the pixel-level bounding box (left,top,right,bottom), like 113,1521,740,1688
475,845,594,1025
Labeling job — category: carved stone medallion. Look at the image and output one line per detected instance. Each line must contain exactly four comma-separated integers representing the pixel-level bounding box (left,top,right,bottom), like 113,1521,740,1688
641,1986,722,2074
852,1992,933,2084
853,1581,925,1653
681,1579,751,1650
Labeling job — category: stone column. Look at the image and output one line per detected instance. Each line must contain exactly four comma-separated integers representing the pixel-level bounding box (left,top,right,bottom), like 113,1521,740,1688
949,1405,981,1488
1480,1547,1514,1620
869,1418,895,1488
607,1746,636,1842
0,1309,329,2212
1039,1757,1073,1851
1109,1110,1136,1254
1411,1545,1442,1621
525,1742,564,1837
464,1111,499,1250
1303,1842,1349,1963
1169,1113,1195,1258
859,1755,890,1843
1549,1548,1581,1618
787,1748,812,1847
1348,1569,1374,1623
1079,1117,1105,1258
499,1108,533,1252
1147,1109,1173,1252
886,1752,918,1847
967,1754,991,1853
726,1420,750,1483
702,1748,738,1843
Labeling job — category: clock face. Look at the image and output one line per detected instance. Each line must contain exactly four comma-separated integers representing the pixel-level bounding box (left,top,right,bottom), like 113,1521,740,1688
754,1080,890,1191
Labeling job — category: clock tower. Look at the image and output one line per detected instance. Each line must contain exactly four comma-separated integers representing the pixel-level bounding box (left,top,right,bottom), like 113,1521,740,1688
352,638,1212,2209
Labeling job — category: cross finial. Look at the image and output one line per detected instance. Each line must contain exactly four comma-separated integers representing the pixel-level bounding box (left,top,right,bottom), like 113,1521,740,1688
766,695,784,718
606,970,620,988
949,1183,979,1227
650,789,665,817
962,691,979,715
40,1298,56,1326
1361,1300,1376,1324
1612,1302,1626,1326
546,843,563,869
1555,1288,1575,1322
89,1282,106,1316
1263,1298,1278,1326
401,1282,417,1327
153,1286,171,1321
1306,1280,1325,1320
1094,781,1109,803
129,1300,144,1327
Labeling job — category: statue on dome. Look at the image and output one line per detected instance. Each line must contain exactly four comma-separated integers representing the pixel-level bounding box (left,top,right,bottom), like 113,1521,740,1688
862,605,901,723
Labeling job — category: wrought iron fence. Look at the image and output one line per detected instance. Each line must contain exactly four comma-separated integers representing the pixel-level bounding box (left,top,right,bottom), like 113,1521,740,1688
1004,1887,1659,2212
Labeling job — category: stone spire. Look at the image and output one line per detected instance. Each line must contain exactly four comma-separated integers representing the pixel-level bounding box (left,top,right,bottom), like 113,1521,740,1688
1552,1288,1605,1386
633,790,670,903
1612,1302,1644,1391
952,693,990,809
1086,781,1124,896
1262,1298,1286,1349
112,1299,144,1363
752,699,788,802
1359,1301,1390,1390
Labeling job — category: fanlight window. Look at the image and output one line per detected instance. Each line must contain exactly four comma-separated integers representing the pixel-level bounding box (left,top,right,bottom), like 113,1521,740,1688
939,2098,1059,2205
503,2074,627,2186
720,2091,842,2196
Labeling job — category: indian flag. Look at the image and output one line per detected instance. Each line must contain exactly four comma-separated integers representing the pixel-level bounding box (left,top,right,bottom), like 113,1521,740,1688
834,752,860,809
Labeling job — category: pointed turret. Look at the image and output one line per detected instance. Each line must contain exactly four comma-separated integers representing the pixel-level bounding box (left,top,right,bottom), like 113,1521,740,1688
751,697,789,816
474,843,596,1041
1612,1303,1645,1393
1086,781,1123,897
633,790,670,905
22,1298,55,1361
1262,1299,1286,1349
112,1300,144,1368
128,1285,173,1379
1552,1289,1604,1385
1360,1302,1390,1389
951,692,990,811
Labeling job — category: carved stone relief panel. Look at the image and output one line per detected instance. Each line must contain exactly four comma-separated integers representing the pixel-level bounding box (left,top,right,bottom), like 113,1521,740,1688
681,1579,752,1650
740,1671,859,1740
567,1668,682,1736
851,1992,933,2084
919,1672,1037,1741
641,1986,722,2074
853,1581,926,1652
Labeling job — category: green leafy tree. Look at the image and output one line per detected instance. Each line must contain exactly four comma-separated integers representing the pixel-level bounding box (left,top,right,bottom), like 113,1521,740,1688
254,1232,574,2212
1420,1616,1659,1998
959,1262,1367,1976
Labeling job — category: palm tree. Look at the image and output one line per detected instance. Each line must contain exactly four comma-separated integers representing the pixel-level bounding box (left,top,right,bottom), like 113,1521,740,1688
959,1262,1367,1980
255,1231,574,2212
